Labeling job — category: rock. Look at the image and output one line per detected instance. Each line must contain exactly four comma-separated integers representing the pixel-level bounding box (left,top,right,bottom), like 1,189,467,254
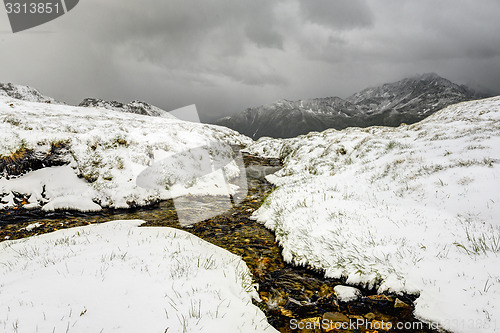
371,319,392,331
268,291,288,308
334,285,362,302
394,298,412,309
367,294,393,302
347,301,368,314
323,312,349,322
303,289,315,300
364,312,376,320
366,294,393,309
322,312,350,332
296,317,322,333
279,307,294,317
316,292,339,311
285,298,318,318
259,291,269,303
319,283,335,297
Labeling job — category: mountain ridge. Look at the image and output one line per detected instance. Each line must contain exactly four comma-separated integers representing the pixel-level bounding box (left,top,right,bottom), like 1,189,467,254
0,83,61,104
0,83,177,119
78,98,175,118
214,73,489,139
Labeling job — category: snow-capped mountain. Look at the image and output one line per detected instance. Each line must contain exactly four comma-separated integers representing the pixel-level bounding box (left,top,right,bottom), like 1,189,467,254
346,72,485,124
216,97,363,140
0,83,61,104
79,98,175,118
215,73,486,139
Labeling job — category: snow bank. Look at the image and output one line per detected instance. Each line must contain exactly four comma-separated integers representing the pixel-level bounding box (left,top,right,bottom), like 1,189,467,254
249,97,500,333
0,166,100,211
0,220,276,332
0,97,251,211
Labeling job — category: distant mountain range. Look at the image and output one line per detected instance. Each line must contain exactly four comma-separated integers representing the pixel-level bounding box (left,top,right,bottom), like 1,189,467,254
0,83,175,119
2,74,490,140
214,73,488,139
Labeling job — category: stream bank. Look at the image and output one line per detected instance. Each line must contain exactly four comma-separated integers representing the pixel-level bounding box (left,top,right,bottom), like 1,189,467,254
0,153,438,332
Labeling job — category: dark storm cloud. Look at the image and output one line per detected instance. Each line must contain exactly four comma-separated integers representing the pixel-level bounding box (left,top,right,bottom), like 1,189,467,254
244,8,284,50
297,0,373,29
75,1,285,69
295,0,500,65
1,0,499,121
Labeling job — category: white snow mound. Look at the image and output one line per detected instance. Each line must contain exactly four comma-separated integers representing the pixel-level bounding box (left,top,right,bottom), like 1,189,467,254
0,220,277,333
0,97,251,211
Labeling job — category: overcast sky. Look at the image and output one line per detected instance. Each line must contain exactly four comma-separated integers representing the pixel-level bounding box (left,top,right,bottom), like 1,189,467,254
1,0,500,121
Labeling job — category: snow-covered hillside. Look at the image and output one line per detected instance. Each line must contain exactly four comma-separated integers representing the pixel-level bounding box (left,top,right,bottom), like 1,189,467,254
0,96,251,212
79,98,176,118
247,97,500,333
0,220,276,332
0,83,61,104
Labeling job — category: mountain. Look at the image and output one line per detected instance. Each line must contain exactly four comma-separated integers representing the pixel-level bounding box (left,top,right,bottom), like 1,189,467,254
215,97,363,139
0,83,61,104
345,72,485,126
79,98,175,118
214,73,487,139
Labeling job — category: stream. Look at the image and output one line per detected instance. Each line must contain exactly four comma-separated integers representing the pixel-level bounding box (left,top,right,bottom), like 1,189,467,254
0,153,439,332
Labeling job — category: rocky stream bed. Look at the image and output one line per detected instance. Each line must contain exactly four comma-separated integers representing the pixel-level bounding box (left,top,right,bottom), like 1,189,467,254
0,153,440,332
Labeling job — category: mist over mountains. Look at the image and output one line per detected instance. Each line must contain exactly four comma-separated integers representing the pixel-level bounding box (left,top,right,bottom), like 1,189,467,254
214,73,487,139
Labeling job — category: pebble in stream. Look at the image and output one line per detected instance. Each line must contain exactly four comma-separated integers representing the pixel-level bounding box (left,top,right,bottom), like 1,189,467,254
0,153,439,333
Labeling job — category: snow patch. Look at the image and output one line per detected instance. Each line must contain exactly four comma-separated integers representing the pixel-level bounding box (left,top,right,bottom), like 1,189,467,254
21,222,42,231
0,220,277,332
334,285,362,302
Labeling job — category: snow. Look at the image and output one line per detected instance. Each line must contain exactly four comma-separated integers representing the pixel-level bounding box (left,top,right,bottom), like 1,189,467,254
21,222,42,231
0,82,60,104
0,97,251,212
247,96,500,333
0,220,277,333
0,166,100,212
334,285,361,302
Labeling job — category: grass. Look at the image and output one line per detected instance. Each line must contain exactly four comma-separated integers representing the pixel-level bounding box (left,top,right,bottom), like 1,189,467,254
386,140,398,150
451,214,500,255
0,139,30,165
111,135,129,148
3,115,22,126
462,229,500,255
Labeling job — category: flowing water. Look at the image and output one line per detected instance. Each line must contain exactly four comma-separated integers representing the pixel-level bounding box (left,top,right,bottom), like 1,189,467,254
0,153,438,332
